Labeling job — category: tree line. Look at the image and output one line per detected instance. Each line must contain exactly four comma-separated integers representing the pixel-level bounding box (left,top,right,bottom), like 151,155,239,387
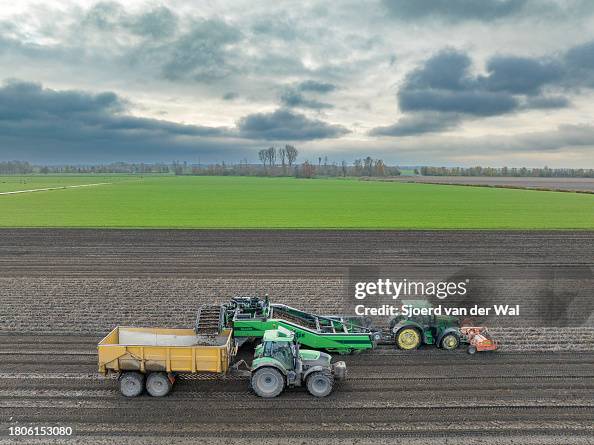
2,159,593,179
419,166,594,178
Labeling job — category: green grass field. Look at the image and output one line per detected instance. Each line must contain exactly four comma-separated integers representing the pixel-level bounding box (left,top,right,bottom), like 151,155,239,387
0,175,138,193
1,175,593,229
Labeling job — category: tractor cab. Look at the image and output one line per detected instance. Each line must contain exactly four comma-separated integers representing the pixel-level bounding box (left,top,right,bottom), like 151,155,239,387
390,300,461,351
254,326,298,371
251,326,346,398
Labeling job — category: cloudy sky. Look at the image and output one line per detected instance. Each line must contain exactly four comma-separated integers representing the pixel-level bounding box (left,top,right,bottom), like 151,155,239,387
1,0,594,166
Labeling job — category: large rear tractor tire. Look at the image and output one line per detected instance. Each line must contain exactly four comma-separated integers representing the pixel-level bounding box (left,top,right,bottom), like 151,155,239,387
396,328,422,350
306,370,334,398
119,372,145,397
251,367,285,398
146,372,173,397
441,333,460,351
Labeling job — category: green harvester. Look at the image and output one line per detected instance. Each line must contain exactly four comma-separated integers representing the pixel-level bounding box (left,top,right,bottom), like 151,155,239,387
211,297,379,354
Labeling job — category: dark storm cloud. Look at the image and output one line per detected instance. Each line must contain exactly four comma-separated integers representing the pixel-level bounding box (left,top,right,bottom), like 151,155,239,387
382,0,528,21
371,47,577,136
0,80,244,162
564,40,594,87
399,49,565,116
0,80,225,136
399,89,519,116
237,108,349,140
0,80,350,162
481,56,564,95
369,113,461,136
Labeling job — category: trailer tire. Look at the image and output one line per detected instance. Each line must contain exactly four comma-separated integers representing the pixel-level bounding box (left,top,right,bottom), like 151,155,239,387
146,372,172,397
306,370,334,398
441,333,460,350
251,367,285,398
119,372,144,397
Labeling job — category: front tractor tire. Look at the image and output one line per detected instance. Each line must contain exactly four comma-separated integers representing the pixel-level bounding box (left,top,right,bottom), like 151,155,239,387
306,370,334,398
251,367,285,398
119,372,145,397
396,327,422,350
441,333,460,351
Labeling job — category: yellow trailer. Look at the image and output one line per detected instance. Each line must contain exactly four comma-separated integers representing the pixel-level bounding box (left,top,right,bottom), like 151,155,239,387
98,326,235,397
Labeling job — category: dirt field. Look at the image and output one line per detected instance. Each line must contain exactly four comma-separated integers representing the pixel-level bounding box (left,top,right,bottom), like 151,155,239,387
0,229,593,443
379,176,594,193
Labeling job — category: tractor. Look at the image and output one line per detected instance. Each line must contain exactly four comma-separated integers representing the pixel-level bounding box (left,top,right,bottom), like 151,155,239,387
250,326,346,398
390,300,462,351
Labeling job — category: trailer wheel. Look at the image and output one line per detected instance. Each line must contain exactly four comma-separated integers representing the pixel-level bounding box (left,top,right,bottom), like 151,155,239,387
396,328,421,350
119,372,144,397
441,333,460,350
146,372,172,397
251,367,285,398
306,370,334,398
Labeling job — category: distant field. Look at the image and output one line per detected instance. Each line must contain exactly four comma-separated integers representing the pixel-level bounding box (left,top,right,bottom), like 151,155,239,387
381,175,594,193
0,175,593,228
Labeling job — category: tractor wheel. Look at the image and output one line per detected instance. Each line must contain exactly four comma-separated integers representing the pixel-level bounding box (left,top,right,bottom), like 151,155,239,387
146,372,172,397
251,367,285,398
119,372,144,397
441,333,460,351
306,370,334,398
468,346,477,355
396,328,421,350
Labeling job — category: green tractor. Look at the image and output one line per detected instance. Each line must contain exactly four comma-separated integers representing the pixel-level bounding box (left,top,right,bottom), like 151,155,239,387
390,300,461,351
250,326,347,398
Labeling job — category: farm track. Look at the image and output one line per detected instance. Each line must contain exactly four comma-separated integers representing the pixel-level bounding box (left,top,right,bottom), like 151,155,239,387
0,229,593,443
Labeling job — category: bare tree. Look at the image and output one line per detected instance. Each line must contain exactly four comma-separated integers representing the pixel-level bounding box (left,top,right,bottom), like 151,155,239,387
279,147,286,167
363,156,373,176
258,149,268,169
285,145,298,166
267,146,276,167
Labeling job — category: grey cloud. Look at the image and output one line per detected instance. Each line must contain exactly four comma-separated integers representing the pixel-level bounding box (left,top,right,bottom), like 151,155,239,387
297,80,337,93
82,1,126,30
369,113,461,136
222,92,239,101
405,50,472,91
279,80,337,109
160,19,242,82
82,3,177,38
280,89,332,109
382,0,528,22
129,6,178,38
237,108,349,140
